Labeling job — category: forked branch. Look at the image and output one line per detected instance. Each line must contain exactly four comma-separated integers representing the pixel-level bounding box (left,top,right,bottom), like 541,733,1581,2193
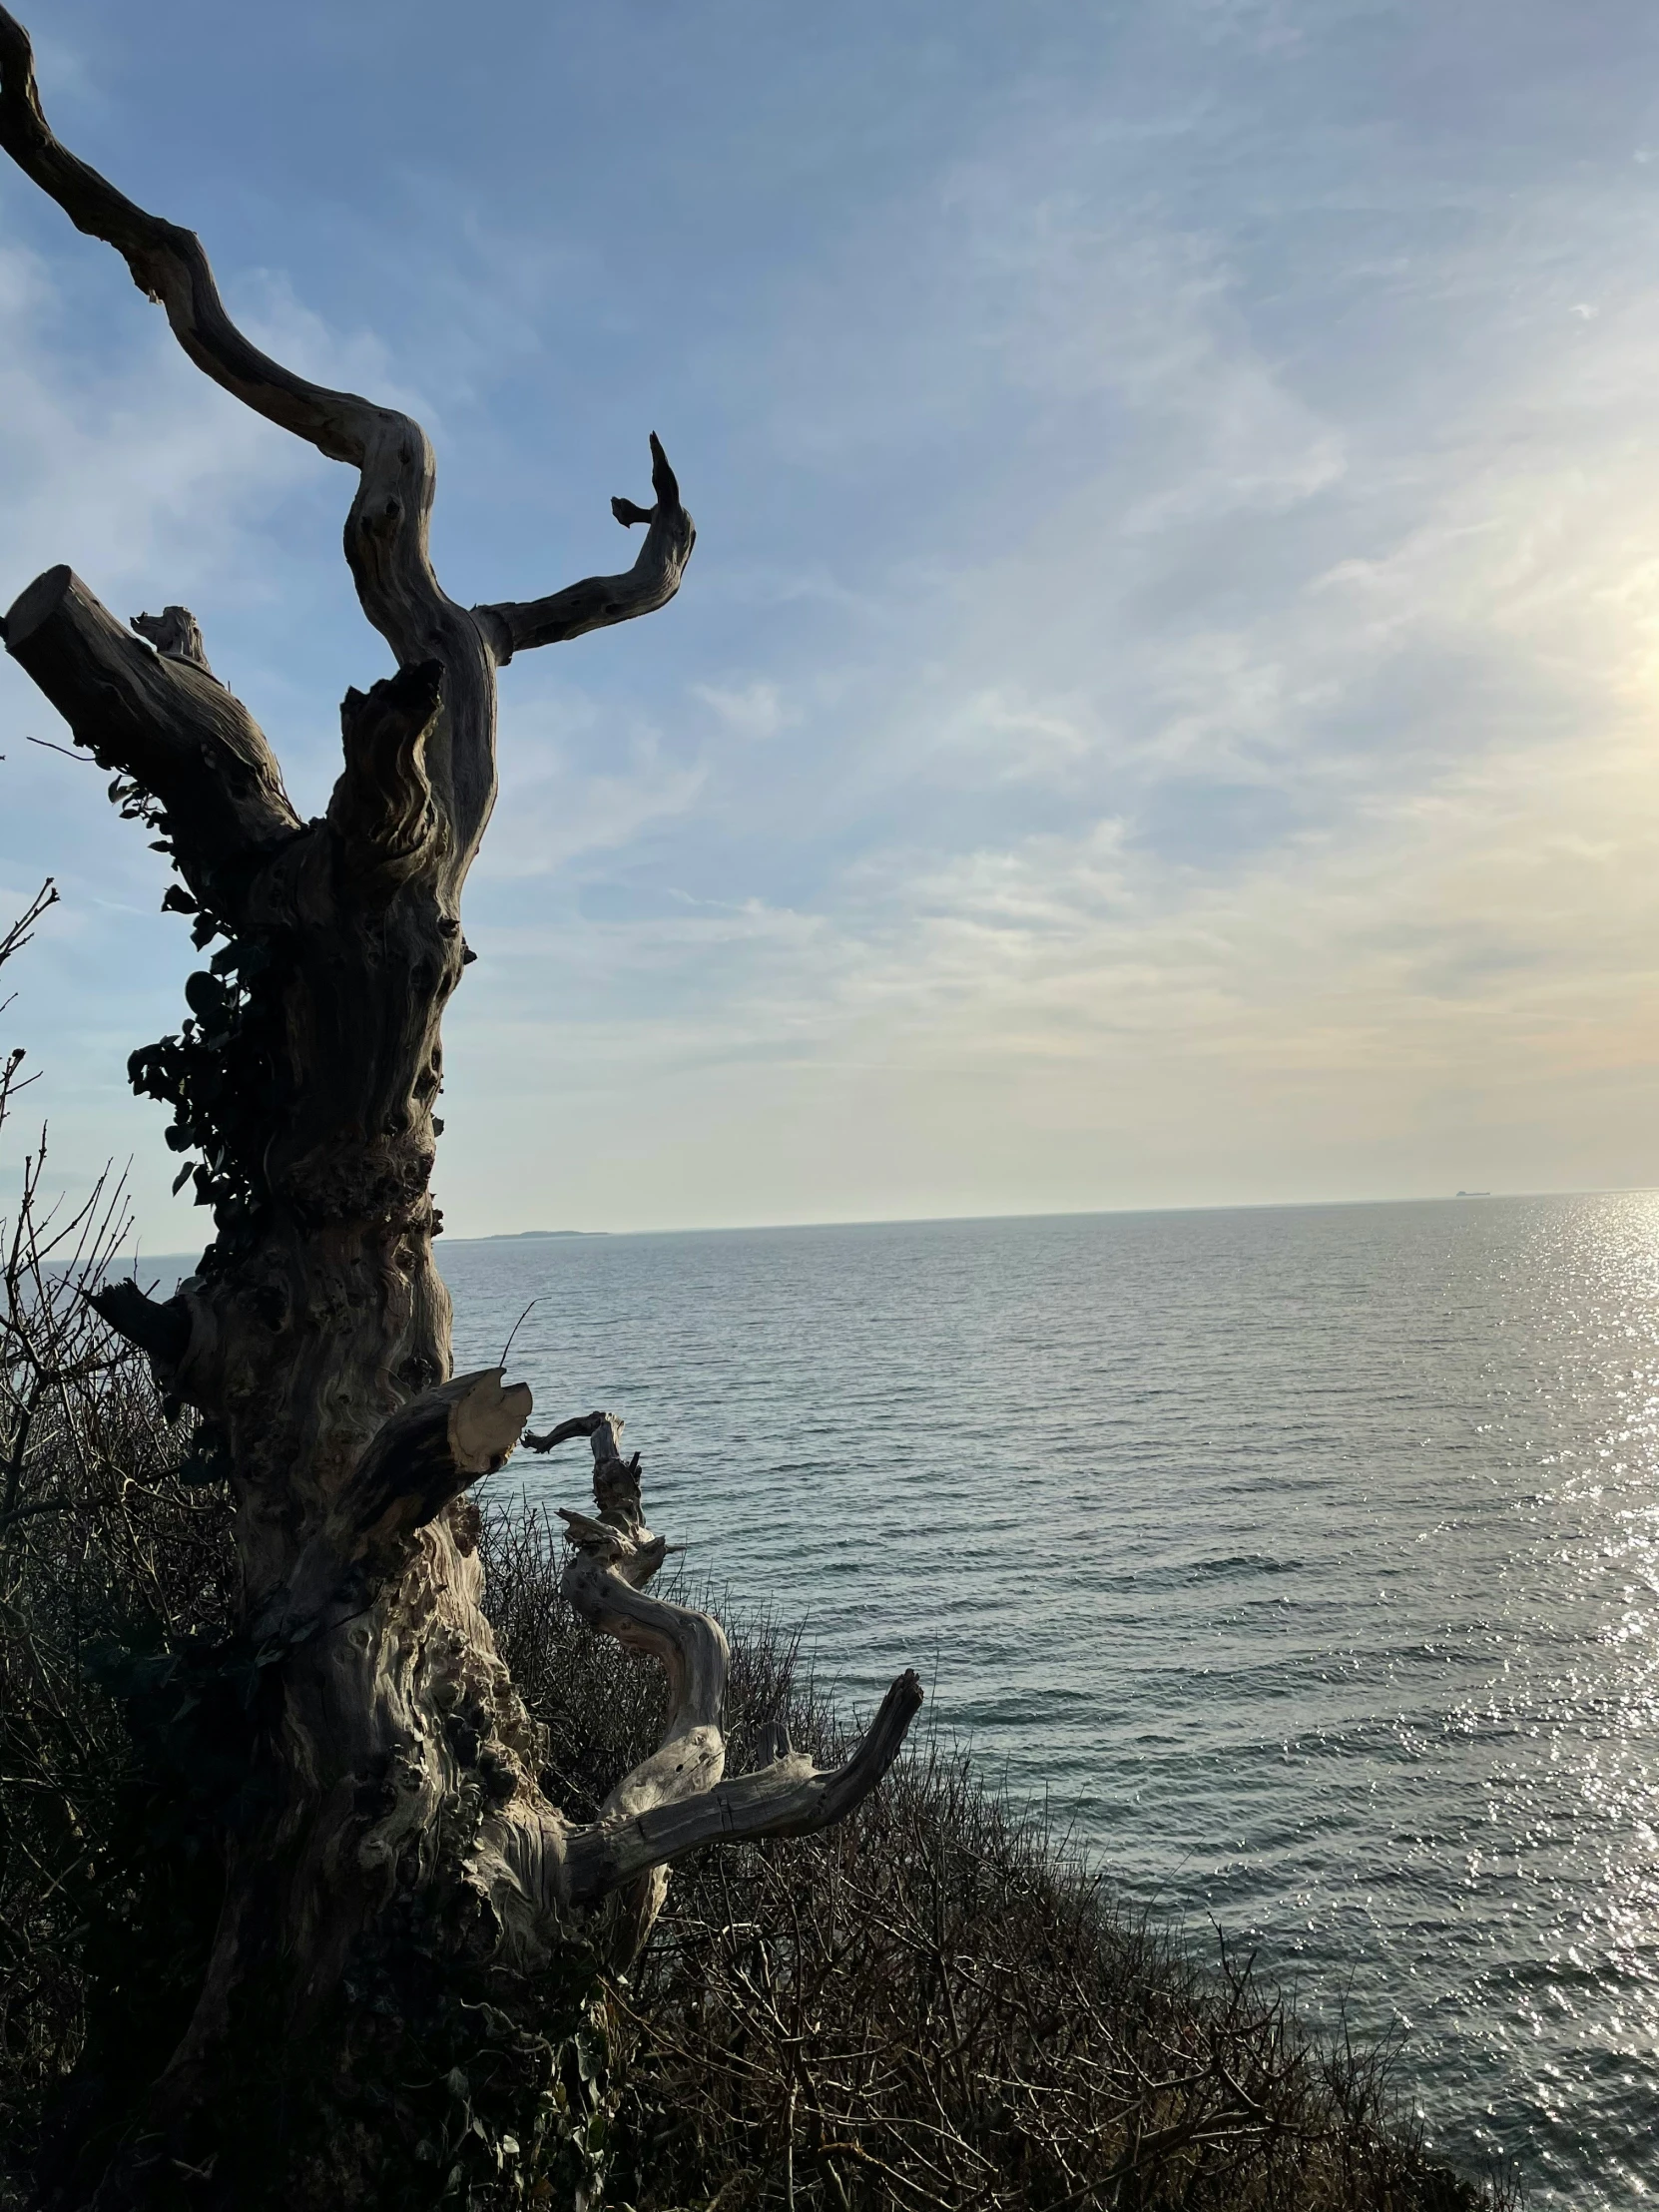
0,876,57,977
528,1412,923,1918
474,433,696,663
0,4,695,873
0,4,493,832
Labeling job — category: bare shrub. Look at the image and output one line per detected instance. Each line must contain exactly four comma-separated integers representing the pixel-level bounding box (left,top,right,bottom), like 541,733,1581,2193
0,893,237,2199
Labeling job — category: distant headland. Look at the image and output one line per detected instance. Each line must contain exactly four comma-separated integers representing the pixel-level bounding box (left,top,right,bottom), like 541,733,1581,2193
468,1228,608,1240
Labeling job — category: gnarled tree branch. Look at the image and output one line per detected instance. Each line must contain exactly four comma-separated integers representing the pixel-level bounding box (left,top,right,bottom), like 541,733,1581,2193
474,433,696,663
527,1413,923,1926
0,566,300,906
563,1668,923,1909
0,5,491,849
0,7,695,876
0,8,384,471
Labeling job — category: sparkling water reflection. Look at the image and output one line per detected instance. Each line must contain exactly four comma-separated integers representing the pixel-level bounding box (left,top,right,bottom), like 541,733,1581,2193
445,1195,1659,2205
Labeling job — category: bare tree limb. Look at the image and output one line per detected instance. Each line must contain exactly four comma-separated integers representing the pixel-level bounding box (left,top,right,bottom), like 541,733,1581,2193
474,433,696,662
521,1409,611,1452
84,1278,191,1370
530,1412,923,1920
563,1668,924,1910
0,8,696,873
1,567,299,901
0,877,56,978
0,8,376,469
0,6,492,849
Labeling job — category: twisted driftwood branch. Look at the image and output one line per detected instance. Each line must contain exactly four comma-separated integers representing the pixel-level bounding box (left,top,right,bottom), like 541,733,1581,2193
474,432,697,662
527,1414,924,1922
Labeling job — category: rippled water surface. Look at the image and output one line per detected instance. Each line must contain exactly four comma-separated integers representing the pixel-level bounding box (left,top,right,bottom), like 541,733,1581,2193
444,1197,1659,2206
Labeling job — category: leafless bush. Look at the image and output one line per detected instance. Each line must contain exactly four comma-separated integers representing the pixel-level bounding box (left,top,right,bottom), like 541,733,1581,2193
0,889,236,2202
485,1502,1514,2212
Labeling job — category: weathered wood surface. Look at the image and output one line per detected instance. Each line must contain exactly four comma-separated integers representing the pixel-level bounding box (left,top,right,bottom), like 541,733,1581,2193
3,565,300,887
535,1412,923,1945
0,6,917,2192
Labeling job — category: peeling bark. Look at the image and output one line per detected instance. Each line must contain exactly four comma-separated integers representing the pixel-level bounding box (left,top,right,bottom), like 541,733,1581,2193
0,9,918,2202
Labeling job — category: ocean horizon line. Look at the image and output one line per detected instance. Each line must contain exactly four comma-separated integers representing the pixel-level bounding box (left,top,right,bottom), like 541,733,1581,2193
106,1180,1659,1278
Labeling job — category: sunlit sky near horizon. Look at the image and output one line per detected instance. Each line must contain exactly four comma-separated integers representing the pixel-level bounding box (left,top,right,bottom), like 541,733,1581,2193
4,0,1659,1245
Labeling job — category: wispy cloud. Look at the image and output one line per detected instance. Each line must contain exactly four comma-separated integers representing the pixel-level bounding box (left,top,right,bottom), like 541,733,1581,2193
0,235,314,607
691,679,794,742
480,685,708,879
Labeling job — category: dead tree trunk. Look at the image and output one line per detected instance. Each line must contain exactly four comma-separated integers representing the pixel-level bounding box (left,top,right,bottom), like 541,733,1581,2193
0,17,920,2205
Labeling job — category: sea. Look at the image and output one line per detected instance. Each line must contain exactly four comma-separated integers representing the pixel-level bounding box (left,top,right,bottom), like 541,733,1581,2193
441,1195,1659,2206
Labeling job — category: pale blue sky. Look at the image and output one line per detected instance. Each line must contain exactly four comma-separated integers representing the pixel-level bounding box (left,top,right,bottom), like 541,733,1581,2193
4,0,1659,1241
